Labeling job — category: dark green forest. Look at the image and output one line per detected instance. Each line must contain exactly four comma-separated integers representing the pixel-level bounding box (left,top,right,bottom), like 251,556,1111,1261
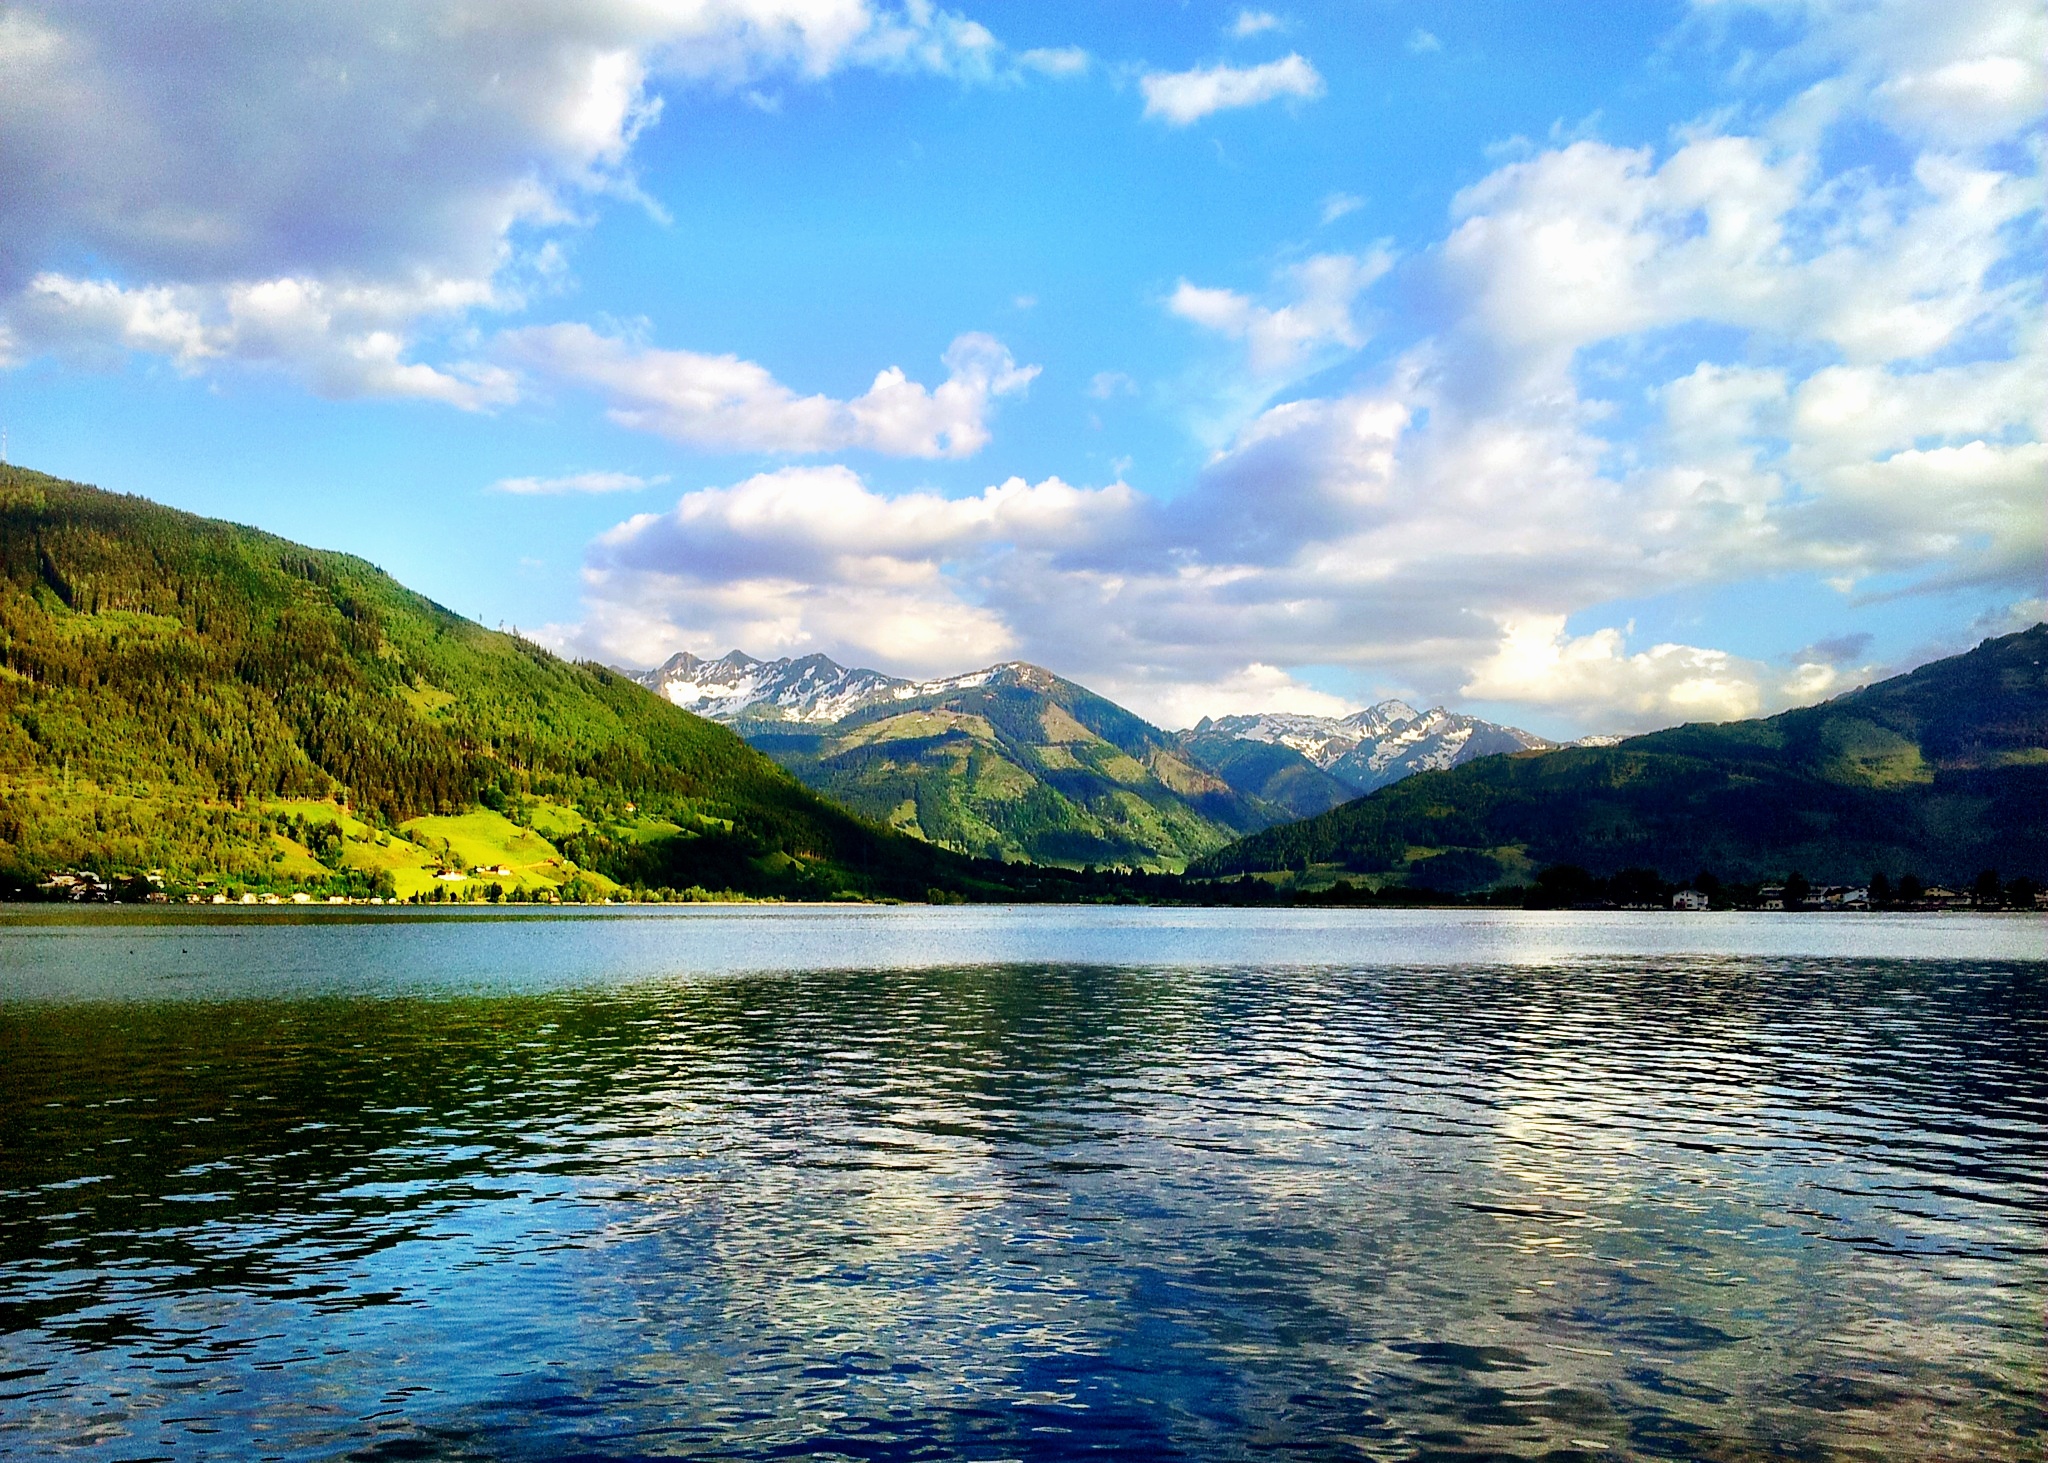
1194,624,2048,887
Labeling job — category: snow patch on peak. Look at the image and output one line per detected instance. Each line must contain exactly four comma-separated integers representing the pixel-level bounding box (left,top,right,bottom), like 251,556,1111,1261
1186,698,1557,795
1341,700,1423,737
631,652,1074,727
634,650,911,725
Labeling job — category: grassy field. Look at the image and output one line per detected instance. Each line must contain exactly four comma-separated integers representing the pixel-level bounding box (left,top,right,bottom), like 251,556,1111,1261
257,799,628,900
399,809,607,897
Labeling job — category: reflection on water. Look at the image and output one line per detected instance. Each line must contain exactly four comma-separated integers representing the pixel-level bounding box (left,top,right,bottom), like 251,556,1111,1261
0,916,2043,1460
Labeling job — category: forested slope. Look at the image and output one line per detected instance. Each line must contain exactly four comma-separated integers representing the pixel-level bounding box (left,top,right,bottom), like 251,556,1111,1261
1193,625,2048,888
0,467,976,899
746,663,1279,870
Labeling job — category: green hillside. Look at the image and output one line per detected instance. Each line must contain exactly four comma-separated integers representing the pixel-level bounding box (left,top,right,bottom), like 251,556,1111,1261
1167,729,1356,820
0,467,990,901
742,664,1282,870
1193,625,2048,889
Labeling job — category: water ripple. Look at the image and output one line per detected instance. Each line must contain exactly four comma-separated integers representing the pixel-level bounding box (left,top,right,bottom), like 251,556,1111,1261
0,931,2043,1461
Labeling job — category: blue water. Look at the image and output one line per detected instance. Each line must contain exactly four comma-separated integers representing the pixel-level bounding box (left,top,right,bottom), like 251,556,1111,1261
0,907,2042,1460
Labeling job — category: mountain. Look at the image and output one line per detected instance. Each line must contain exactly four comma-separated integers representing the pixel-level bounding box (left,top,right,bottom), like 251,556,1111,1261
738,662,1279,870
1175,704,1558,818
1164,729,1360,822
1192,626,2048,889
0,466,1011,903
636,651,1282,869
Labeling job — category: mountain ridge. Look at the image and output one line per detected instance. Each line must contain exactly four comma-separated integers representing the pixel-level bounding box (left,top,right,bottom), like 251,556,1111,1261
0,466,1018,903
733,660,1277,870
1192,624,2048,888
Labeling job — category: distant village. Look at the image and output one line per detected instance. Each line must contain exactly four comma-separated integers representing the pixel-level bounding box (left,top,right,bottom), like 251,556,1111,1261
36,866,549,906
26,866,2048,911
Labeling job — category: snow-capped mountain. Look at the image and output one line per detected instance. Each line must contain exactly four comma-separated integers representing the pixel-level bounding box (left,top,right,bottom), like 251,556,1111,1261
633,651,911,724
1180,702,1558,797
636,650,1593,823
632,652,1270,870
633,651,1062,726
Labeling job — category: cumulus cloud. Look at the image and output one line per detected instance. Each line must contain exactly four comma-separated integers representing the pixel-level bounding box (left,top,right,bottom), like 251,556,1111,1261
506,327,1037,458
1169,250,1393,375
561,465,1141,671
1459,616,1860,727
1231,11,1284,39
490,470,668,496
1132,666,1354,732
1711,0,2048,148
0,0,1042,396
15,271,517,408
1140,54,1324,125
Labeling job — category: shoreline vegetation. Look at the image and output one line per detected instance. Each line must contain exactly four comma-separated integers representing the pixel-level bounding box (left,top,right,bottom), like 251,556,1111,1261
2,468,2042,913
14,819,2042,915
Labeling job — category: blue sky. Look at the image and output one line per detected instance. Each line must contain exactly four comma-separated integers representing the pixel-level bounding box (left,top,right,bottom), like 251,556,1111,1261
0,0,2040,735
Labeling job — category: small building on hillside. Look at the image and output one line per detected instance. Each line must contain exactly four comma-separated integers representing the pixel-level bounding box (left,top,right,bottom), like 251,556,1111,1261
1672,889,1710,911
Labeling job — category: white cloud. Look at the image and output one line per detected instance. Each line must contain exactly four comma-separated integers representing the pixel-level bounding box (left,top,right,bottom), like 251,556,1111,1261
561,465,1140,672
507,327,1037,458
1702,0,2048,149
490,470,668,495
597,465,1138,574
1018,46,1090,76
16,271,517,409
1320,192,1365,225
1169,250,1393,375
1231,11,1284,39
0,0,1049,395
1459,615,1892,729
1407,29,1444,54
1125,665,1353,732
1140,54,1324,125
1089,370,1137,399
1435,134,2035,416
1461,617,1769,726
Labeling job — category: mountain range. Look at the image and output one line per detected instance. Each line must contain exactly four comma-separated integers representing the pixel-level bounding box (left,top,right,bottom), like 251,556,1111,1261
634,650,1566,867
643,654,1270,869
1176,706,1593,816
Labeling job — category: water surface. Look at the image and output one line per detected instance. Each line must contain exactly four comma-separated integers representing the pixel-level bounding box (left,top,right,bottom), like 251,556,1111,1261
0,908,2042,1460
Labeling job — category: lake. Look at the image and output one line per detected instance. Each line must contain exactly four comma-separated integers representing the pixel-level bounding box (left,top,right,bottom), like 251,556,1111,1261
0,906,2042,1460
